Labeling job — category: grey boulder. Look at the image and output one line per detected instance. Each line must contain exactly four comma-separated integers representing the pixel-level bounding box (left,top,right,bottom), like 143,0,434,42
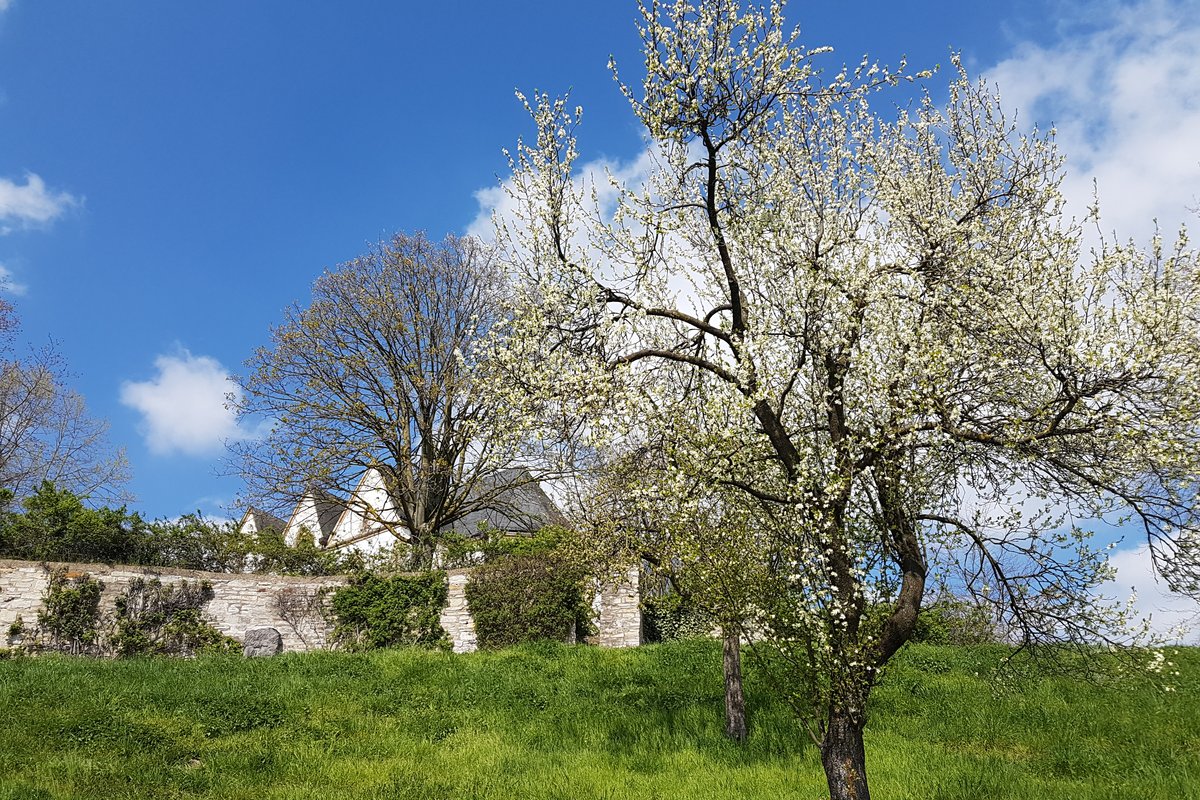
243,626,283,657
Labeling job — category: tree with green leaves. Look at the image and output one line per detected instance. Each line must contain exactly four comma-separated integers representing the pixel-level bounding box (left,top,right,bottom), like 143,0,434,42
0,482,147,564
492,1,1200,796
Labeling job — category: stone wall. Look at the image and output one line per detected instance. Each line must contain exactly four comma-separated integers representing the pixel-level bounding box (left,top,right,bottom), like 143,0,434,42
592,565,642,648
0,559,344,653
439,569,478,653
0,558,640,654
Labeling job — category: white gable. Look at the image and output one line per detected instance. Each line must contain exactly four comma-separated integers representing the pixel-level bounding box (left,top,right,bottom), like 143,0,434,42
285,494,329,546
322,468,409,553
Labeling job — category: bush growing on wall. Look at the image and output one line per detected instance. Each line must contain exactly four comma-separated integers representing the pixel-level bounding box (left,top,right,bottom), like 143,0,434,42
328,571,449,651
112,578,238,657
28,570,237,657
465,551,593,650
36,567,104,655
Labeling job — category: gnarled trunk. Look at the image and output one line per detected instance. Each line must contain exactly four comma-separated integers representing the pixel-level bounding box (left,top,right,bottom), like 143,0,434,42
821,710,870,800
722,624,747,741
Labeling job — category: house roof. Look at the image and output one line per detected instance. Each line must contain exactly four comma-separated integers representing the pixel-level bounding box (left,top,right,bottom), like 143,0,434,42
239,507,288,535
284,487,345,546
444,468,565,536
282,467,564,550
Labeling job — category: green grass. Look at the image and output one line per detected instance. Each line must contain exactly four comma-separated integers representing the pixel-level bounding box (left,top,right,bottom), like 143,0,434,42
0,641,1197,799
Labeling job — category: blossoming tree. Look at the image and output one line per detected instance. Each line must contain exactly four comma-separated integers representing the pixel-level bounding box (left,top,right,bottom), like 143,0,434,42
491,1,1200,797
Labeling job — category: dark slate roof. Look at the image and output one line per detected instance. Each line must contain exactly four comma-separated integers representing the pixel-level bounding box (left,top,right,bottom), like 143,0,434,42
236,510,288,534
308,488,345,546
245,508,287,534
444,468,564,536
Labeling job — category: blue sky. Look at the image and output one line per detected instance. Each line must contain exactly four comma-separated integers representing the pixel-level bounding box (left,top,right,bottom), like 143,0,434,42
1,2,1198,629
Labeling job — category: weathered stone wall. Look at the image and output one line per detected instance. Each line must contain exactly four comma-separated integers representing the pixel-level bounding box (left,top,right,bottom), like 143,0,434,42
0,559,640,654
592,565,642,648
438,569,478,653
0,559,344,652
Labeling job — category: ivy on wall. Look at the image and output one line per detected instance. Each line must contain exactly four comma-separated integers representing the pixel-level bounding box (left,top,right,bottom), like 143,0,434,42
22,569,234,657
112,578,238,657
327,572,449,651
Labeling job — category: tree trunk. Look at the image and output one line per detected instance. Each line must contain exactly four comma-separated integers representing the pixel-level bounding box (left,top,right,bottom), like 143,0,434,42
722,624,747,741
406,532,437,571
820,710,870,800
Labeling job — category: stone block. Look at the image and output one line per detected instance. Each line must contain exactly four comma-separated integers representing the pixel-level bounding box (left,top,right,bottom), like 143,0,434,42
243,626,283,657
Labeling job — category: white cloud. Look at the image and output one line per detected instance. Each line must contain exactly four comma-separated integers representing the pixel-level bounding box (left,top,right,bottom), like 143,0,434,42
984,0,1200,242
120,350,254,457
0,264,26,295
1101,543,1200,643
0,173,78,233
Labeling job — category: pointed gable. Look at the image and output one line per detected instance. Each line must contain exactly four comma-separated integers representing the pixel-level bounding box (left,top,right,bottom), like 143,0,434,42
284,488,344,547
238,507,288,537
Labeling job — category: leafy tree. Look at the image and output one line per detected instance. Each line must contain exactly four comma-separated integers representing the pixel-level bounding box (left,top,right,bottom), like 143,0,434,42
0,482,148,564
0,486,352,576
0,302,130,503
494,1,1200,797
142,514,252,573
232,232,557,570
586,445,767,741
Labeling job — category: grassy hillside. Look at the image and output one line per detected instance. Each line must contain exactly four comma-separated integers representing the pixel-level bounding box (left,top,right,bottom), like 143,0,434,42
0,641,1196,799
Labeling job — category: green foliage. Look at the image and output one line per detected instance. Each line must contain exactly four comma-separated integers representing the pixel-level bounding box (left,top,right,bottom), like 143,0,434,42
0,482,148,564
112,578,239,657
465,550,593,649
480,525,574,558
141,514,251,573
641,591,715,642
0,483,352,576
440,524,574,567
912,598,998,646
248,526,358,576
36,567,104,654
328,571,449,651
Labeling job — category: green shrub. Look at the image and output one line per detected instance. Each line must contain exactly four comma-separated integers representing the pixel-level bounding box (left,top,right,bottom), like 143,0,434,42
1,483,149,564
0,484,353,576
36,567,104,654
140,513,252,573
441,524,574,568
913,597,998,646
249,527,360,576
641,591,714,642
465,552,593,649
112,578,238,657
328,571,449,651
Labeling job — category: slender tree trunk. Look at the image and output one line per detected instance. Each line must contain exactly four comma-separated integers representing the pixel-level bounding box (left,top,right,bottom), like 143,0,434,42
722,624,747,741
821,709,870,800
